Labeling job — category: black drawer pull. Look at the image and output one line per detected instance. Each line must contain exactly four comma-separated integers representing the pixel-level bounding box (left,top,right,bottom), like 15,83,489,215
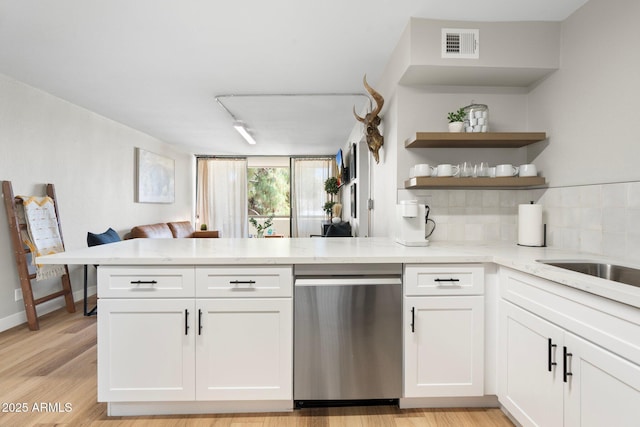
411,307,415,333
563,346,573,382
548,338,557,372
229,280,256,285
130,280,158,285
434,278,460,282
185,309,189,335
198,309,203,335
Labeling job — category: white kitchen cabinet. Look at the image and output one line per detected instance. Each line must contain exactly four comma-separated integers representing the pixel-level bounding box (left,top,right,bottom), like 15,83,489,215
196,298,292,401
98,298,196,402
498,267,640,427
499,300,564,427
404,263,484,296
404,296,484,397
403,264,485,398
563,332,640,427
97,265,293,410
196,266,292,298
98,266,196,298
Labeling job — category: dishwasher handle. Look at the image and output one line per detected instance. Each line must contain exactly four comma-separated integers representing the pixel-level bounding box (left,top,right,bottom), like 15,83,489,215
294,277,402,287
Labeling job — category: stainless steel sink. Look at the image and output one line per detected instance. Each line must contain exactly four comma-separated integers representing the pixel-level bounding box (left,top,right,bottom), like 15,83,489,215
537,260,640,288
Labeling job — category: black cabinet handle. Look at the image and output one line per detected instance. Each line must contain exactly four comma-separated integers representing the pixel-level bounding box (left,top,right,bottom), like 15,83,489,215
411,307,415,333
563,346,573,382
434,278,460,282
185,309,189,335
548,338,557,372
130,280,158,284
229,280,256,285
198,309,203,335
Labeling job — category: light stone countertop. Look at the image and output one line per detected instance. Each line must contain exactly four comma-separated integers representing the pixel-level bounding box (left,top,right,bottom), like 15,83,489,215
38,237,640,309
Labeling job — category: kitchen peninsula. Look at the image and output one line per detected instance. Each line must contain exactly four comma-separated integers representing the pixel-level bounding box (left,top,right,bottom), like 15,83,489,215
39,238,640,424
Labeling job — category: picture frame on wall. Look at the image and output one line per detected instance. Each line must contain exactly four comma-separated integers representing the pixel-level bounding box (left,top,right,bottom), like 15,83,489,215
351,183,357,218
349,143,356,181
135,147,175,203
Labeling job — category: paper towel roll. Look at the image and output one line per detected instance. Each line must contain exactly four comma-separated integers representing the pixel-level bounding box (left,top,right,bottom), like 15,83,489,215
518,203,544,246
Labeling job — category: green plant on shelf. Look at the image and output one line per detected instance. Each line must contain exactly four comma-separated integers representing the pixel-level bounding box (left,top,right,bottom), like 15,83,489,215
447,107,466,123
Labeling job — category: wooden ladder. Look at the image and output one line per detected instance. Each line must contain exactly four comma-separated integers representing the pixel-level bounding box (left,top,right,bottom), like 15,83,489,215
2,181,75,331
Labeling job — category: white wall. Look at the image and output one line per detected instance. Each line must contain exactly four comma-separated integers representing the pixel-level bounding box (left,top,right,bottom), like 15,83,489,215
362,0,640,255
528,0,640,186
369,93,399,237
0,74,194,329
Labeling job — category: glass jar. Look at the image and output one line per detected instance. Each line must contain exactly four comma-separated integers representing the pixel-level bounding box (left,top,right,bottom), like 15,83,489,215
463,103,489,133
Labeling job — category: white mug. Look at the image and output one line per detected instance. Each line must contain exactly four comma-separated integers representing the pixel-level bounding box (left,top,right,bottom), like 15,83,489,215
436,164,460,177
496,164,519,177
519,164,538,177
414,164,435,177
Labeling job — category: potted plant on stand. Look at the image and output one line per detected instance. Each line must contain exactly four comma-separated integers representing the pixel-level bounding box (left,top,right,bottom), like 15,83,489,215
447,107,466,132
324,177,340,222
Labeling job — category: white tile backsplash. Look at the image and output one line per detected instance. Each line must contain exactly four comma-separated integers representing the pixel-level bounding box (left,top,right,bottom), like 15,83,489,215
537,182,640,261
406,182,640,261
423,189,519,244
602,184,627,207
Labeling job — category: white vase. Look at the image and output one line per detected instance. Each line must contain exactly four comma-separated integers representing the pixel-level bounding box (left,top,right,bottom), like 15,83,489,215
448,122,464,132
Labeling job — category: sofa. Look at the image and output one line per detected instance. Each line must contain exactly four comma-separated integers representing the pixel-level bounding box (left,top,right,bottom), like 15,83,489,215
129,221,219,239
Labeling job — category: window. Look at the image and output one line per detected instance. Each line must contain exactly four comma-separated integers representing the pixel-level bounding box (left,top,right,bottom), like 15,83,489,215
247,167,290,217
246,157,291,237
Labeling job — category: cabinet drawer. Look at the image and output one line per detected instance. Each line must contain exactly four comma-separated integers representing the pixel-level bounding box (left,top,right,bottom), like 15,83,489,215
404,264,484,296
196,266,293,298
98,266,195,298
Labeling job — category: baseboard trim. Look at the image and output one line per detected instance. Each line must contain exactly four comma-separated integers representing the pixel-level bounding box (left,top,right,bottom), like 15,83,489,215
107,400,294,416
399,395,500,409
0,286,96,332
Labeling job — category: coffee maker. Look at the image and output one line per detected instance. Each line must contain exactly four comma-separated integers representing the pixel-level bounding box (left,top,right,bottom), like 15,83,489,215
395,200,433,246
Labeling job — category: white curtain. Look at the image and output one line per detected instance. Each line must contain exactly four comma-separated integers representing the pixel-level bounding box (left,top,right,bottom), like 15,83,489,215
196,158,248,238
291,158,332,237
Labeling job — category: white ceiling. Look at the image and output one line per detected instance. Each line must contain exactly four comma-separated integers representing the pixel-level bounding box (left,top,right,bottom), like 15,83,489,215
0,0,588,156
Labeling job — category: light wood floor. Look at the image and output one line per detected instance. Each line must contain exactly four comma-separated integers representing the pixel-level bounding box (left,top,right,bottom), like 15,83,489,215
0,299,514,427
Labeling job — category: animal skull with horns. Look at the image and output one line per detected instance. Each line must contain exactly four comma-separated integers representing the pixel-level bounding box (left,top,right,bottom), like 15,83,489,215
353,75,384,163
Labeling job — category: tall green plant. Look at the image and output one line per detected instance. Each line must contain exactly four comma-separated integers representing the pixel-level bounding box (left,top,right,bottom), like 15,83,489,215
324,177,340,218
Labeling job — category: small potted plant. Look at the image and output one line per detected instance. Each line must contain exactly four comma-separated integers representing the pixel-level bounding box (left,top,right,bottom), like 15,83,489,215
323,177,340,219
323,201,336,218
249,216,274,238
447,107,466,132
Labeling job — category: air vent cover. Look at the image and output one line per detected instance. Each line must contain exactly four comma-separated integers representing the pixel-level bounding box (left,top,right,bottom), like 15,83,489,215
442,28,479,59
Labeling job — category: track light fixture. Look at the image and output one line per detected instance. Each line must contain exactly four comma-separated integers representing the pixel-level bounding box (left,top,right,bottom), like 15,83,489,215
232,120,257,145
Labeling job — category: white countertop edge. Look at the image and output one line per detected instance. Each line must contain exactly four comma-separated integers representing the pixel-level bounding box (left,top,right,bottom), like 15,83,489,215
37,238,640,309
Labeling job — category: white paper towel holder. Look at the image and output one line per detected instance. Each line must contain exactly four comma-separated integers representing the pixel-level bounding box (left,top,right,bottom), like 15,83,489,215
517,223,547,247
517,201,547,247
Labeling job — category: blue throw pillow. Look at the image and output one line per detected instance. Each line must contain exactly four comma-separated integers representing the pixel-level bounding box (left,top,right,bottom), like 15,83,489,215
87,227,121,247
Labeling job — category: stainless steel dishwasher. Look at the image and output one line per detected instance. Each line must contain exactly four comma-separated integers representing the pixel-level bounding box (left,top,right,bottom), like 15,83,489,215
293,264,402,407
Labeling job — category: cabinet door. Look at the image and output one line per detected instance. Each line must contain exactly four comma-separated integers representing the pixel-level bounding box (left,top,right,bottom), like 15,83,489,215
404,296,484,397
195,298,292,401
498,301,563,427
97,299,196,402
564,332,640,427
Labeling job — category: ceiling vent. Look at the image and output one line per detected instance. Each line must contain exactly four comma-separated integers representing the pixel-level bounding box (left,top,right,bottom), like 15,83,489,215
441,28,479,59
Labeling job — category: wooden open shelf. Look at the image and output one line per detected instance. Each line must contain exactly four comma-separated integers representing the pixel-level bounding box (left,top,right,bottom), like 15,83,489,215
405,132,547,148
404,176,546,189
